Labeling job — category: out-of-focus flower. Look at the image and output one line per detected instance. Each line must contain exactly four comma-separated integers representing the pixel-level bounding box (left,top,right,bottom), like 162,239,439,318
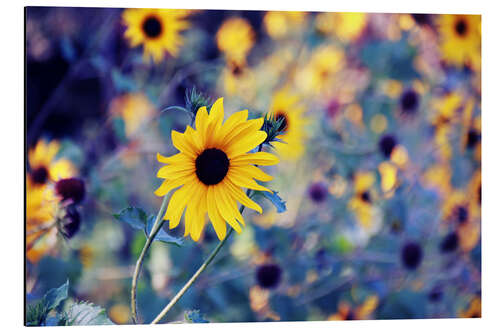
26,177,59,263
263,11,306,39
154,98,279,241
219,61,257,102
438,15,481,71
308,182,329,204
459,297,481,318
328,295,379,320
267,89,308,160
378,161,398,194
108,304,131,324
316,12,368,42
216,18,255,65
28,139,75,186
109,93,156,138
297,46,345,95
422,163,452,194
122,8,190,63
348,171,381,231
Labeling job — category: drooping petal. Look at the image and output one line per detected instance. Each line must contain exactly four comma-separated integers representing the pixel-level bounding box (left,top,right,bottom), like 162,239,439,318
227,169,273,193
230,165,274,182
225,131,268,158
206,186,228,240
224,179,263,213
171,130,197,157
214,185,242,233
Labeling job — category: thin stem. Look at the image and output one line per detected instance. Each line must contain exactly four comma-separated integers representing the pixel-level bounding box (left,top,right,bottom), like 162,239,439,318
150,204,245,324
130,194,170,324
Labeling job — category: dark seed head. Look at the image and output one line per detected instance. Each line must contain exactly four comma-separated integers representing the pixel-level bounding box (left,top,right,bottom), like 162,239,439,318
360,191,371,203
455,19,468,37
440,232,459,253
378,135,397,158
31,166,49,184
466,130,481,149
60,205,81,239
401,241,423,270
142,16,163,38
428,286,443,303
195,148,230,185
308,182,329,204
256,263,282,289
456,206,469,224
55,178,86,204
400,89,419,115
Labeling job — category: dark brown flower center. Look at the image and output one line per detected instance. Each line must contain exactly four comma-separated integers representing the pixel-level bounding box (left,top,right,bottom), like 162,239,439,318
195,148,230,185
31,166,49,184
455,19,468,37
142,16,163,38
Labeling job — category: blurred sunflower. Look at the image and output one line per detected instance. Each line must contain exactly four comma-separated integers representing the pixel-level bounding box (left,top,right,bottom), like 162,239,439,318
122,8,190,63
26,177,59,263
155,98,279,241
28,139,75,186
316,12,368,42
297,45,345,95
438,14,481,70
267,89,308,160
109,92,156,138
263,11,306,39
219,61,257,102
216,17,255,65
348,171,381,230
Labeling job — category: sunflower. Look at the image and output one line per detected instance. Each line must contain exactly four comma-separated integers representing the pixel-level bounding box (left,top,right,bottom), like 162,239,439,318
28,139,75,186
267,89,308,160
216,17,255,64
154,98,279,241
122,8,190,63
348,171,381,230
438,14,481,70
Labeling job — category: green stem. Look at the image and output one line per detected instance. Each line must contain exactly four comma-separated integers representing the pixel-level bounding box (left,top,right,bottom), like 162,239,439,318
130,194,170,324
150,204,245,324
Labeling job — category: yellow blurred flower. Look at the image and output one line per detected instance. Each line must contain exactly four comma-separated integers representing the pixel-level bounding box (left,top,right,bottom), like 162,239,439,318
122,8,190,63
438,15,481,71
459,297,481,318
316,12,367,42
26,177,59,263
109,304,131,324
378,161,398,194
348,171,379,229
109,92,156,137
328,295,379,320
219,61,257,102
263,11,306,39
28,139,76,185
297,45,345,95
216,18,255,64
267,89,308,160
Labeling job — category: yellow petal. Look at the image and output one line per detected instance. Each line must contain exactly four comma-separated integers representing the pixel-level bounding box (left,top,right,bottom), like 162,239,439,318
225,130,268,158
214,185,242,233
224,179,263,213
231,165,273,182
206,186,228,240
231,152,279,166
227,169,272,192
171,130,197,157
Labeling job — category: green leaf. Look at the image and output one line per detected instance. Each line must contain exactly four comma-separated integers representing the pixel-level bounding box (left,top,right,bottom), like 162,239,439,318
184,310,209,323
65,302,113,325
43,280,69,311
255,190,287,213
26,280,69,326
145,215,183,246
113,207,148,230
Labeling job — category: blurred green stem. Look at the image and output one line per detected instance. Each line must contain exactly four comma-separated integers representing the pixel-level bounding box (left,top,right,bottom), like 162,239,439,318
150,205,245,324
130,194,170,324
